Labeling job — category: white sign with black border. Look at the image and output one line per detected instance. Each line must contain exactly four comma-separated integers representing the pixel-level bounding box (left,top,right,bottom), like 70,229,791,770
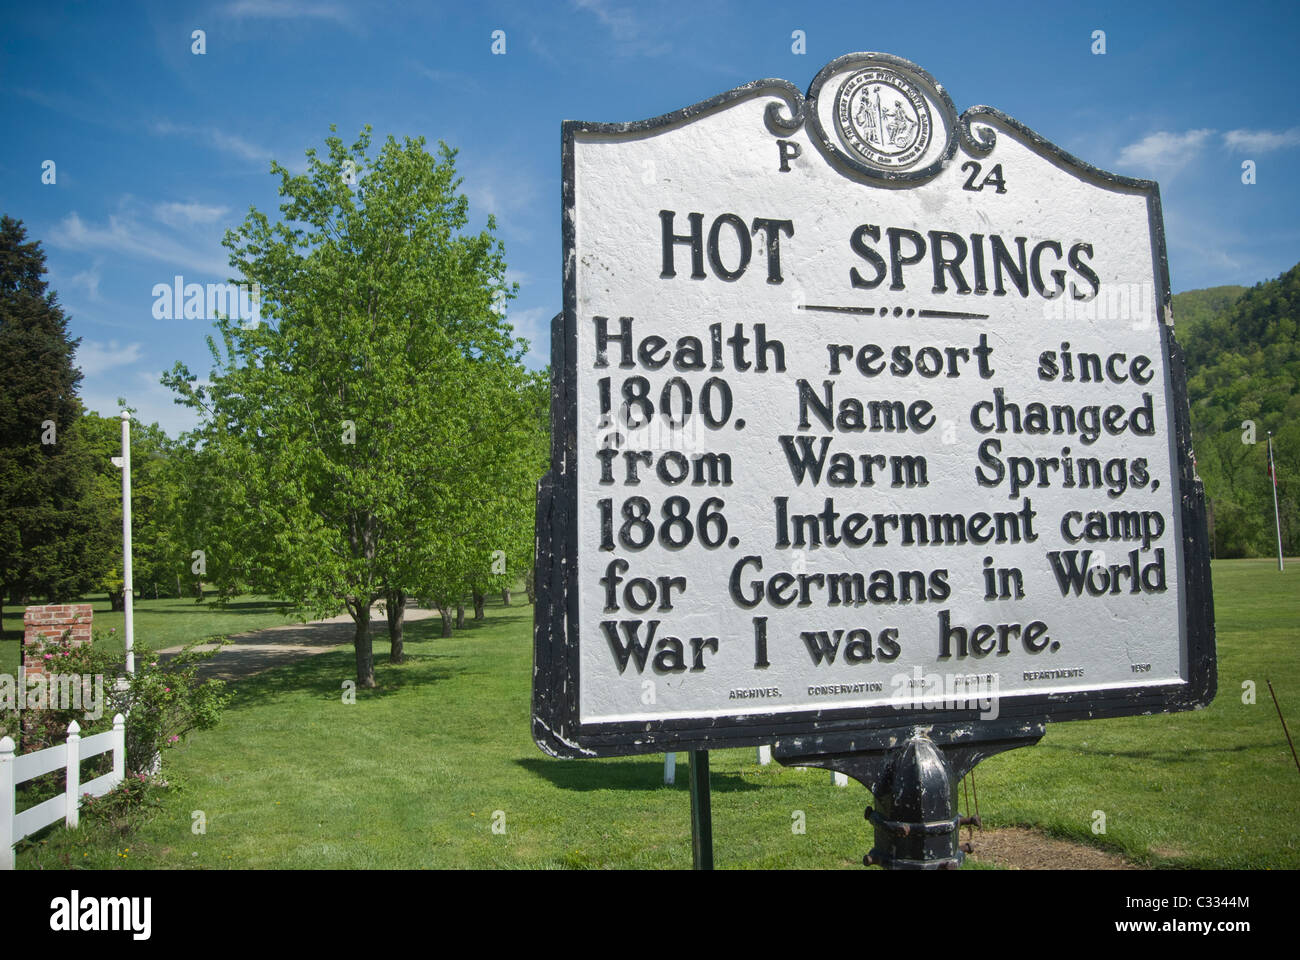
532,52,1215,759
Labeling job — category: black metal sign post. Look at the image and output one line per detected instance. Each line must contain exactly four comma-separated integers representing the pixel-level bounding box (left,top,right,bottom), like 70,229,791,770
774,720,1044,869
688,750,714,869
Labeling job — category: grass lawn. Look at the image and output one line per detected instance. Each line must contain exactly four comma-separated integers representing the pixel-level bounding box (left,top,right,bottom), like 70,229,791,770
966,557,1299,869
1,593,308,675
13,559,1299,869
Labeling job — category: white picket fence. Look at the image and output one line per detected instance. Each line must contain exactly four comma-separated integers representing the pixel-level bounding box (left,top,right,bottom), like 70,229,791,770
0,714,126,869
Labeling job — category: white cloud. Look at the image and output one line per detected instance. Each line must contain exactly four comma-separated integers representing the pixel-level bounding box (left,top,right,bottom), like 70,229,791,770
1161,207,1257,287
506,306,553,370
155,201,230,228
81,370,200,440
48,210,231,278
76,340,144,377
459,159,542,244
1223,127,1300,153
1116,129,1214,173
570,0,671,56
463,175,537,222
572,0,638,36
152,121,275,165
65,263,103,301
152,121,309,174
221,0,353,25
410,62,482,95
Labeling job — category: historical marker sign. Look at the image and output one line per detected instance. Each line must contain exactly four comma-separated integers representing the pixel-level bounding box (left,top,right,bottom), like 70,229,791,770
533,52,1216,759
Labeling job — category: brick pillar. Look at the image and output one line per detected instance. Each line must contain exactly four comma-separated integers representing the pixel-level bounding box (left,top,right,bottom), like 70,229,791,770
18,605,93,747
22,604,94,680
15,600,92,744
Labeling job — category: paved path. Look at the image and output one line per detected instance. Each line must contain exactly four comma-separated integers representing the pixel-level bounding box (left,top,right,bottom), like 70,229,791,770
157,606,443,682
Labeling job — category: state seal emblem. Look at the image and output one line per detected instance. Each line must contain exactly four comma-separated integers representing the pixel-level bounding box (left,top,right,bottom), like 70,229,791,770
833,67,932,169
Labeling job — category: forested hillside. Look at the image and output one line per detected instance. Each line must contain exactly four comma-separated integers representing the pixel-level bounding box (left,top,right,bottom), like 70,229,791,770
1171,285,1246,333
1173,265,1299,557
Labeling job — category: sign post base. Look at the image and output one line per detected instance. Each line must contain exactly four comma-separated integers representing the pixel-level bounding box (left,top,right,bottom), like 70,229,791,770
774,720,1045,870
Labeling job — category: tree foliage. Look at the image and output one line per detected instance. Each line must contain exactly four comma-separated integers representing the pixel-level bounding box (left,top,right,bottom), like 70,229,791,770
0,216,101,615
79,410,189,606
1174,264,1300,557
165,128,546,686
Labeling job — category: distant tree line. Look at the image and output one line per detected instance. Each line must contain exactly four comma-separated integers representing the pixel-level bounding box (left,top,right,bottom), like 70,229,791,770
0,218,186,632
1174,265,1300,558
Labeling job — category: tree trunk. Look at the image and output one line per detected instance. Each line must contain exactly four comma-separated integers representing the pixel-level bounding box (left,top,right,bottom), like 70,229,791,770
525,565,536,604
176,574,183,599
438,605,453,638
456,603,465,629
386,588,407,663
501,587,511,606
473,590,485,620
352,600,376,688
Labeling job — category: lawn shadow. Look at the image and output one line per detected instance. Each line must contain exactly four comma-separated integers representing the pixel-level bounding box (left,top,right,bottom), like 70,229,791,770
514,757,763,793
1039,742,1260,762
355,650,476,701
218,644,469,708
168,603,521,681
135,599,300,617
401,605,533,642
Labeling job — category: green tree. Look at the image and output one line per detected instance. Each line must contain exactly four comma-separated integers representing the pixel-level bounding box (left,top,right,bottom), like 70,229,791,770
408,365,546,638
464,371,549,618
165,127,539,687
79,410,187,607
0,216,101,624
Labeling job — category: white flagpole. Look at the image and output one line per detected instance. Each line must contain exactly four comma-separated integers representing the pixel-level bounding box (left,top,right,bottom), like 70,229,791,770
1269,432,1284,572
121,411,135,673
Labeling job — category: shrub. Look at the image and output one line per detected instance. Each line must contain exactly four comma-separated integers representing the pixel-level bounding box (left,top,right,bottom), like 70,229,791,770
30,629,232,774
79,771,172,836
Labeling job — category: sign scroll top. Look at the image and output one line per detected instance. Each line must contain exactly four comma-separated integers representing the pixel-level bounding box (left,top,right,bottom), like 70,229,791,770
533,52,1215,759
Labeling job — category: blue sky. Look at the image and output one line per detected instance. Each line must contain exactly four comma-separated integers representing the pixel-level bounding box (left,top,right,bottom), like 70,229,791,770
3,0,1298,436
